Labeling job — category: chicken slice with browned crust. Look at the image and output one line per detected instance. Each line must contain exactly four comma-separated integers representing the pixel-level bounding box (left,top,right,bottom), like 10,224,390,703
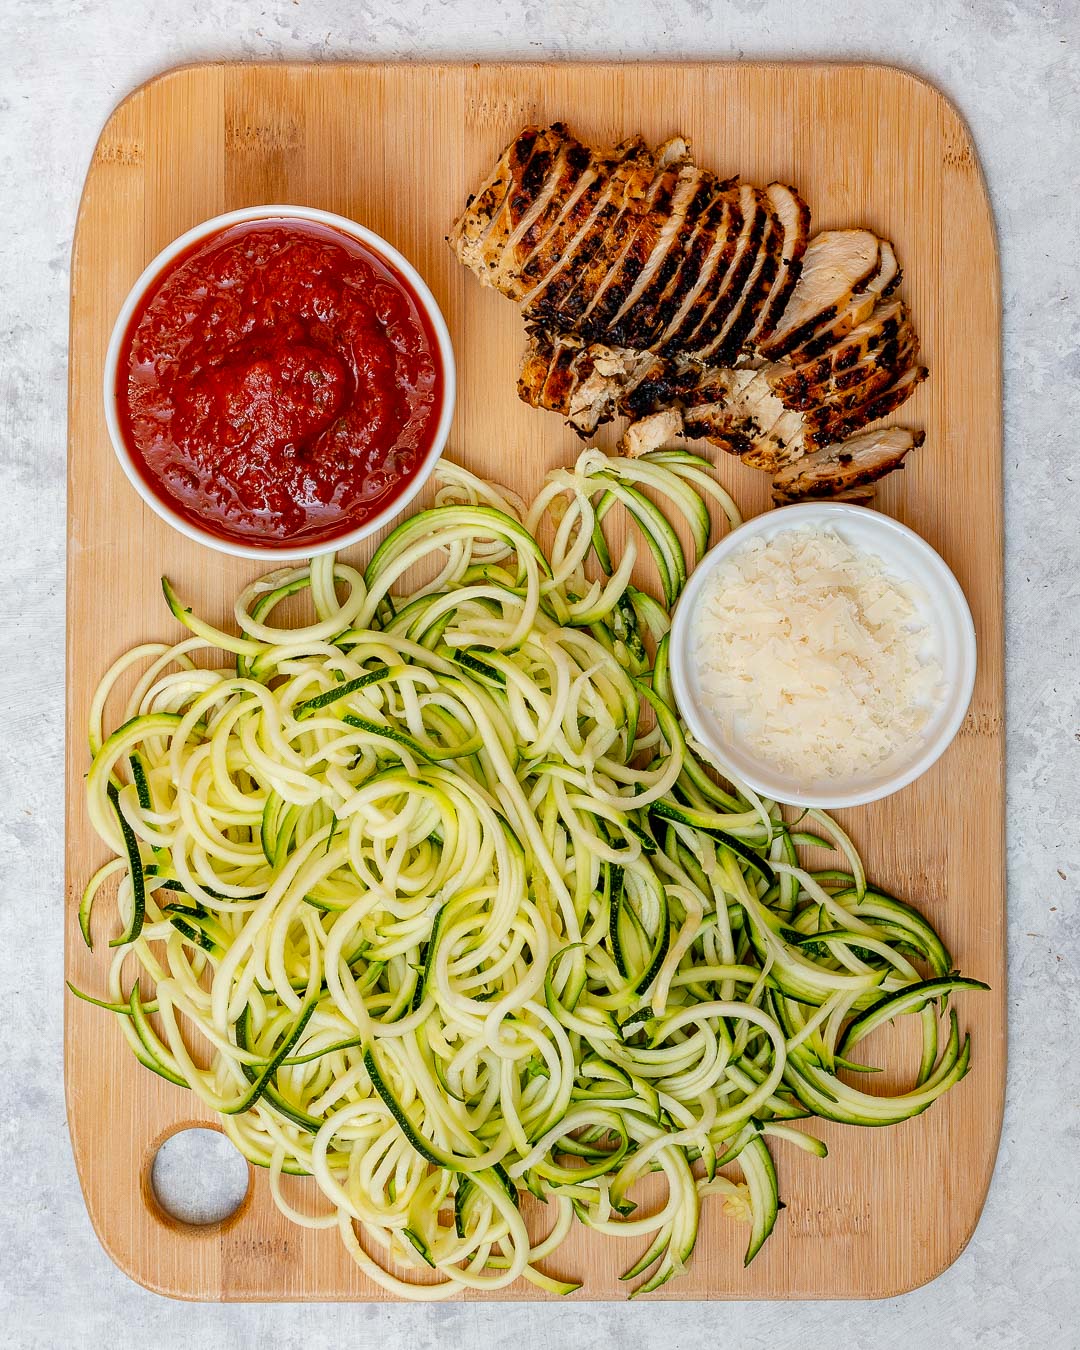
783,241,901,364
448,128,543,273
522,139,656,323
760,229,881,358
748,182,812,346
771,427,924,501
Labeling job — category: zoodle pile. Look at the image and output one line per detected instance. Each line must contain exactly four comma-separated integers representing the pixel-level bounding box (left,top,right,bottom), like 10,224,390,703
76,448,985,1297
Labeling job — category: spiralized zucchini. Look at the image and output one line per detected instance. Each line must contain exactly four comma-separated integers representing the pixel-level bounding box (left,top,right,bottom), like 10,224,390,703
76,447,984,1297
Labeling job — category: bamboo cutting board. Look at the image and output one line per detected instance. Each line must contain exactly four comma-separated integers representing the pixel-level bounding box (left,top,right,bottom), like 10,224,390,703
65,61,1004,1301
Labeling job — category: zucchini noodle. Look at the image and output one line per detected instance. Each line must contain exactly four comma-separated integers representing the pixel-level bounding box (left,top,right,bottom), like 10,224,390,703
75,447,985,1297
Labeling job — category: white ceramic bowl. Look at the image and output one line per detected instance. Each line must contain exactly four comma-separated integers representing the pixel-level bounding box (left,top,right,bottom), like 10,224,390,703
103,205,456,560
669,502,977,808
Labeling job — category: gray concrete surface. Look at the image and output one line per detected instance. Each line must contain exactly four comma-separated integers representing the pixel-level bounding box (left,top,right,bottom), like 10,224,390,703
2,1,1078,1346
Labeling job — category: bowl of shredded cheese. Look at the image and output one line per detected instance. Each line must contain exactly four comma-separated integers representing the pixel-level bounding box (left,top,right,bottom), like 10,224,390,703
669,502,977,808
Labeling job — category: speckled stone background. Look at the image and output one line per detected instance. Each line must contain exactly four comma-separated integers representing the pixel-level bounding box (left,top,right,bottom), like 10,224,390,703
2,1,1078,1346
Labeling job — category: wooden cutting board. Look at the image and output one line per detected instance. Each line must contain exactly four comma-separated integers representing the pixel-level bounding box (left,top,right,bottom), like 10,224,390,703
65,61,1004,1301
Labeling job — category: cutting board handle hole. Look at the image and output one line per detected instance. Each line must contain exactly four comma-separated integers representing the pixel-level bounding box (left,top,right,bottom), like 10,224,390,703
148,1126,251,1231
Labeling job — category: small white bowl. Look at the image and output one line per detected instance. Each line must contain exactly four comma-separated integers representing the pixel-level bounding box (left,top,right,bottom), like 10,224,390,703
669,502,977,809
103,205,456,560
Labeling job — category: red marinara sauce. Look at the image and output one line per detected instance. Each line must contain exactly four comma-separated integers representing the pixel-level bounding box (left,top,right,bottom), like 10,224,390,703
116,219,444,546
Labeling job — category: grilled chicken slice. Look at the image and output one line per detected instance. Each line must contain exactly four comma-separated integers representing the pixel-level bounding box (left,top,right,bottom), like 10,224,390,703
513,140,639,297
771,427,923,502
784,359,925,457
815,362,928,445
682,345,926,471
681,366,782,458
619,409,684,457
492,132,595,292
523,139,655,323
697,192,785,364
749,182,812,345
517,331,657,436
784,241,901,363
554,154,689,331
580,150,709,342
674,185,768,356
769,298,908,403
615,183,738,350
760,229,881,358
449,128,543,272
470,126,571,288
800,330,919,429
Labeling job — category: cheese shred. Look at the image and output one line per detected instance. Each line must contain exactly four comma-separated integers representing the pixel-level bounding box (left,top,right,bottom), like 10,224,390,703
694,526,943,782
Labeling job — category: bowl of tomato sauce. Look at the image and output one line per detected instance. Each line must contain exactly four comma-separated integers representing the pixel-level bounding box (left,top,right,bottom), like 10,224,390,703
104,205,455,558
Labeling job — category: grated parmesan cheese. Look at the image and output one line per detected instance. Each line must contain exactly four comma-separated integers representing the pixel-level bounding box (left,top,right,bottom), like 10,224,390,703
694,526,943,782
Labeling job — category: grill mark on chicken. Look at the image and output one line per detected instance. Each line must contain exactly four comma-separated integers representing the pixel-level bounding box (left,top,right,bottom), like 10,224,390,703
518,327,561,406
553,156,680,329
618,352,689,420
506,141,598,291
473,127,570,285
803,349,919,441
583,150,700,338
782,320,917,413
831,299,907,372
515,141,637,293
772,298,907,401
816,363,928,445
465,131,556,279
638,190,740,353
832,321,916,391
489,134,594,291
449,128,541,269
522,139,655,322
518,330,657,436
826,326,917,401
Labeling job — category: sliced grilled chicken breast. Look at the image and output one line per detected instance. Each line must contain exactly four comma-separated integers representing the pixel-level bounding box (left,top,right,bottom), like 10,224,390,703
580,152,706,341
816,363,928,446
830,297,907,372
492,133,594,291
514,140,639,295
522,139,655,322
769,298,907,403
472,126,569,285
698,195,785,364
800,331,919,429
518,331,657,436
452,123,927,501
554,155,685,329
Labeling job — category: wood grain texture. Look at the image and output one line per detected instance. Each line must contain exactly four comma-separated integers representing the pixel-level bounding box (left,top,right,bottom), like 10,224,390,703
65,61,1004,1302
